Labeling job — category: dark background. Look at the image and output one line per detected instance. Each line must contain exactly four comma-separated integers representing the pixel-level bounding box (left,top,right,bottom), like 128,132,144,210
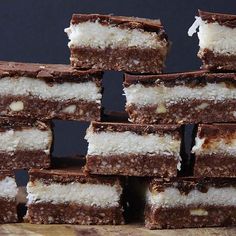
1,0,236,184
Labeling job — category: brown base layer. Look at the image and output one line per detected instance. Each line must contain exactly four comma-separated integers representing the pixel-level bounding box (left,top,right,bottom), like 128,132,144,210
0,198,18,223
145,205,236,229
199,49,236,71
0,150,50,170
126,100,236,124
70,47,167,73
27,203,124,225
0,96,100,121
194,154,236,177
85,154,178,177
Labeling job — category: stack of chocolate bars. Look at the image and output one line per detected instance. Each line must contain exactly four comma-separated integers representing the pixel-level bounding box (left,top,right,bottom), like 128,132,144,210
1,9,236,230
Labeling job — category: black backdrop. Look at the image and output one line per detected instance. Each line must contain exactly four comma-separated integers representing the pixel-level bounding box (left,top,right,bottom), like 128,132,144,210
1,0,236,184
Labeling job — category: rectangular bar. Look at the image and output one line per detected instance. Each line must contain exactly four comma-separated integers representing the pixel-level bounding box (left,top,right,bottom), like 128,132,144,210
188,10,236,71
192,124,236,177
85,122,181,176
27,168,124,225
124,71,236,124
0,117,52,170
65,14,169,73
145,177,236,229
0,170,18,223
0,61,102,121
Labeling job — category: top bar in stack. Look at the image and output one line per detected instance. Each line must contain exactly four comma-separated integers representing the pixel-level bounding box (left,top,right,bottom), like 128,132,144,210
0,61,102,121
124,71,236,124
188,10,236,71
65,14,169,73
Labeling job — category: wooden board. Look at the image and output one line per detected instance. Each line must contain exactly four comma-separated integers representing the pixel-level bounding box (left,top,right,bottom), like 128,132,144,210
0,224,236,236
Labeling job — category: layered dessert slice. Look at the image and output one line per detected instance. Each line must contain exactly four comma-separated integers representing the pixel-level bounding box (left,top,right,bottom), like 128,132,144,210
124,71,236,124
188,10,236,70
85,122,182,176
65,14,169,73
145,177,236,229
26,168,124,224
0,117,52,170
0,170,18,223
192,124,236,177
0,61,102,121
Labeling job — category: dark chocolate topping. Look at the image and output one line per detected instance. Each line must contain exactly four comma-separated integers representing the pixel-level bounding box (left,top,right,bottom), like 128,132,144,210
124,70,236,87
0,61,102,83
90,121,181,136
71,14,164,33
150,177,236,194
0,117,51,131
29,167,121,186
199,10,236,28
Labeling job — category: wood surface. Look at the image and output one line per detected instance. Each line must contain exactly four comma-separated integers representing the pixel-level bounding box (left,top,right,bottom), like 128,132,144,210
0,224,235,236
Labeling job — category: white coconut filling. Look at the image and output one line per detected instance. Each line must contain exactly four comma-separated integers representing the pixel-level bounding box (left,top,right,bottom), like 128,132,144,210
0,177,17,199
0,77,101,103
188,16,236,55
65,21,165,49
124,82,236,106
192,136,236,156
0,128,51,153
146,186,236,207
27,180,122,208
85,130,180,156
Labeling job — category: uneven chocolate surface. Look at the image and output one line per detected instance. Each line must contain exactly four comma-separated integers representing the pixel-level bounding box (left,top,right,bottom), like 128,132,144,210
124,70,236,87
0,150,50,170
90,121,181,137
149,177,236,194
0,199,18,223
145,205,236,229
199,49,236,71
71,13,165,34
0,61,102,83
199,10,236,28
194,154,236,177
27,203,124,225
126,100,236,124
70,47,167,74
0,96,101,121
29,168,122,186
0,116,50,131
85,154,179,177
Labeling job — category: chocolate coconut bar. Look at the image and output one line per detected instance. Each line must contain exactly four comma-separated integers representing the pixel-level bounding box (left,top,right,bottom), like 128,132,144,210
188,10,236,70
85,122,182,176
65,14,169,73
145,177,236,229
0,170,18,223
0,117,52,170
124,71,236,124
27,168,124,225
0,61,102,121
192,124,236,177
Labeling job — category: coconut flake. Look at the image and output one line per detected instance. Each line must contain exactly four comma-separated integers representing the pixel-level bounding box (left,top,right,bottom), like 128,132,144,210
188,16,201,36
